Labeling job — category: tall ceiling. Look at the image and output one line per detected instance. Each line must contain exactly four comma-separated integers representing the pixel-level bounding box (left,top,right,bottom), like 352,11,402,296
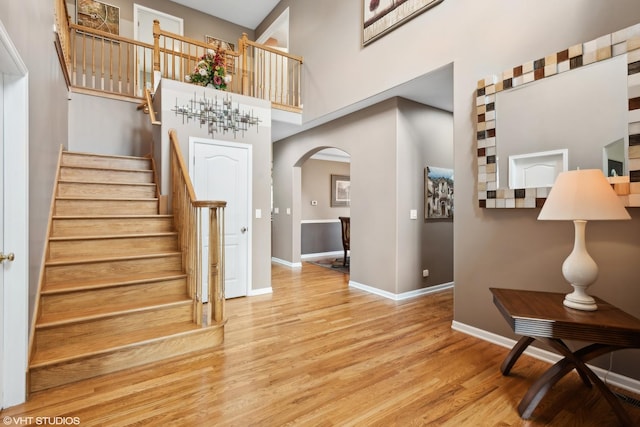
168,1,453,143
168,0,279,29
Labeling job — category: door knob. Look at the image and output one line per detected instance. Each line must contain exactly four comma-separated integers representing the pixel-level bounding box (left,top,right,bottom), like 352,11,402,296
0,252,15,263
240,227,247,233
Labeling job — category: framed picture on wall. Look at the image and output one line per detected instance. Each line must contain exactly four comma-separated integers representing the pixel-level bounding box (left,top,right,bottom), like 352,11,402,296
76,0,120,35
331,175,351,207
362,0,444,46
425,166,453,220
205,35,235,52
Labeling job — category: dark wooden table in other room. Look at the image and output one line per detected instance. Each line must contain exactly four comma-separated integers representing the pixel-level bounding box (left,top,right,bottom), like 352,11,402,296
490,287,640,427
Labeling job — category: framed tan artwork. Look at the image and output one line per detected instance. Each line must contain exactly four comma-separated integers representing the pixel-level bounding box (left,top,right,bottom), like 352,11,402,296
76,0,120,35
363,0,444,46
205,35,235,52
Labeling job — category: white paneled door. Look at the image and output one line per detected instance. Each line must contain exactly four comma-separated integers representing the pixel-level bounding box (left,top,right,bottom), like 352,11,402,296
192,139,251,299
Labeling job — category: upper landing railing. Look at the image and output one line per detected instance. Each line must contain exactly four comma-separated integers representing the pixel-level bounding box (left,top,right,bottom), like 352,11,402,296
54,0,303,113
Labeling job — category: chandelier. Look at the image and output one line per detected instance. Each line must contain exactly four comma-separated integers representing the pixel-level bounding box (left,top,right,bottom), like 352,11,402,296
173,92,260,138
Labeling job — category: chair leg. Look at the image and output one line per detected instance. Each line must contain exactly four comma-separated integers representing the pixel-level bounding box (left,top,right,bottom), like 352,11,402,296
343,249,347,267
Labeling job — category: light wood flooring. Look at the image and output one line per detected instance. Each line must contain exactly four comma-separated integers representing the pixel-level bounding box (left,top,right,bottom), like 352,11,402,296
3,262,640,426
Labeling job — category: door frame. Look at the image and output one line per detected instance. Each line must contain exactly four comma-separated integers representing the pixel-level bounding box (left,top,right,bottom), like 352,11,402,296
189,138,253,299
0,19,29,408
133,4,184,93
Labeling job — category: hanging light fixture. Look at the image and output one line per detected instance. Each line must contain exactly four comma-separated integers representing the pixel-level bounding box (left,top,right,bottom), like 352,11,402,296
173,92,260,138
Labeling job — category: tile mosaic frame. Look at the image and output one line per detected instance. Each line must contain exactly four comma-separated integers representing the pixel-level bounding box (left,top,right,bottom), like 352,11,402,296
476,22,640,209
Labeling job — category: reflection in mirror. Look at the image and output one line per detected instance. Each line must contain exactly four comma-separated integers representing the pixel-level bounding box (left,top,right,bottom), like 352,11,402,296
496,54,628,189
604,138,625,177
508,149,568,189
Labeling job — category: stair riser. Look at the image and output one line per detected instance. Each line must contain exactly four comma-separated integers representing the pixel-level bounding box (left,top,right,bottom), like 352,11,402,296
40,277,188,316
45,255,183,284
61,153,151,170
60,167,153,183
54,199,158,216
58,182,156,199
30,326,224,392
51,217,174,237
49,235,178,259
35,303,193,352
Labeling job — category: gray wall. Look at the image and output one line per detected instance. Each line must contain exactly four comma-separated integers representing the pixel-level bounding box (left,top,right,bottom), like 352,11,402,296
301,159,350,255
397,99,453,289
301,159,350,220
273,99,398,292
155,79,273,293
0,2,70,320
274,98,454,293
262,0,640,380
69,94,152,156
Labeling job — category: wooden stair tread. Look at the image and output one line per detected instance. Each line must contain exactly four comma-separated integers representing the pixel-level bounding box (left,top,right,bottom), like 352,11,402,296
56,196,159,201
30,322,222,368
60,164,153,173
42,271,187,294
58,179,156,186
49,231,178,241
45,251,181,266
53,214,173,219
37,297,192,327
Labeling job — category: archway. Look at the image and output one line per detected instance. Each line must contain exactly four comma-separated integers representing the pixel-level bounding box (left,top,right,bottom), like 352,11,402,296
297,148,351,267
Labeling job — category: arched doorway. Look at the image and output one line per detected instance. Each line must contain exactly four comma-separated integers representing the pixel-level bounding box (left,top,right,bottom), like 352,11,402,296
299,148,351,268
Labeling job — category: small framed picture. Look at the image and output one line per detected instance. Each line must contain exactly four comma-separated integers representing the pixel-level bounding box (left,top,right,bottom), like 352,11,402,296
425,166,453,220
204,35,235,52
331,175,351,207
76,0,120,35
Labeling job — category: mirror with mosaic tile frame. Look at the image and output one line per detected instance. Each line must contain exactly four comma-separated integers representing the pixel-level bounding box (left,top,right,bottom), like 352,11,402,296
476,22,640,208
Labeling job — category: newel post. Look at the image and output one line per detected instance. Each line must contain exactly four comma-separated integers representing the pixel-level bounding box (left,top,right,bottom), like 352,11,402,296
152,20,161,75
209,206,225,324
239,33,249,96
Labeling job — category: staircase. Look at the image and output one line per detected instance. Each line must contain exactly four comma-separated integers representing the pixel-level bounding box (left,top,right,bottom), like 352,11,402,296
29,151,224,393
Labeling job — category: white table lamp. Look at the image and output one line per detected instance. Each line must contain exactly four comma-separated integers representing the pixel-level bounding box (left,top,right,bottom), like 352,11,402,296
537,169,630,311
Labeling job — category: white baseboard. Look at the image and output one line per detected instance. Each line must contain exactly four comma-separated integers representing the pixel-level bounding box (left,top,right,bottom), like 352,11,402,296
451,320,640,396
249,287,273,296
300,250,344,260
271,257,302,268
349,280,454,301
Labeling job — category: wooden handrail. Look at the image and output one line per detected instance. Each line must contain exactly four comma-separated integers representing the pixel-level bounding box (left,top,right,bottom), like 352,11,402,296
54,0,303,111
169,129,226,325
240,33,304,63
138,88,161,125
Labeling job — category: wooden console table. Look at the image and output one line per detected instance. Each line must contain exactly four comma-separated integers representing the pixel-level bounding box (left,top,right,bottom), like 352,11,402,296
490,287,640,427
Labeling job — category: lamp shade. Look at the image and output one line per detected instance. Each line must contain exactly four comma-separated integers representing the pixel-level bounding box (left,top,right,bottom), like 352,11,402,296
538,169,630,221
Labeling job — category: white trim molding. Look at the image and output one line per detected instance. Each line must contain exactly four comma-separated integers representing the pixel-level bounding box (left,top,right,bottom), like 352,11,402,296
349,280,454,301
301,251,343,260
451,321,640,396
271,257,302,268
249,287,273,296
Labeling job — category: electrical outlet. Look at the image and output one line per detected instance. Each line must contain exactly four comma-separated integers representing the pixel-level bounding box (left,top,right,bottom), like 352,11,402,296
422,269,429,277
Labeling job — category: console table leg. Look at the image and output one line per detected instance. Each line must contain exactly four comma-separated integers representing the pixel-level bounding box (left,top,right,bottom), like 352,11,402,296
517,341,632,426
501,336,534,375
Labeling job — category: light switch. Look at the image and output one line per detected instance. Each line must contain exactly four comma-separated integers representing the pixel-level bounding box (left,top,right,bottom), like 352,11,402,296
286,208,291,215
274,207,279,214
410,209,417,220
255,209,262,219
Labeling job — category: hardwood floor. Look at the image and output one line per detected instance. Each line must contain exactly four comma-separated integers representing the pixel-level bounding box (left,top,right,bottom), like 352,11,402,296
3,262,639,426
